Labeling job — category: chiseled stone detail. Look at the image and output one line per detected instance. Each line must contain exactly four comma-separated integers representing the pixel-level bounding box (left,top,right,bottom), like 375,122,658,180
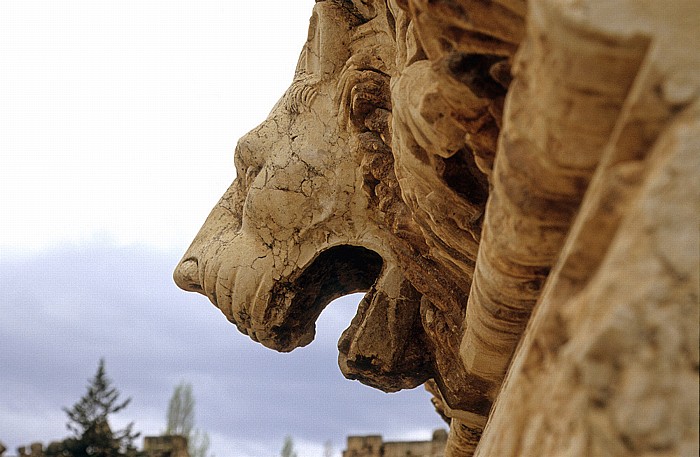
174,0,699,455
475,1,700,456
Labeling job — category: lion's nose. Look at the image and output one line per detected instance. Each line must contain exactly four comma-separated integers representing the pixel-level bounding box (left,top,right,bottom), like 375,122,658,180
173,257,204,293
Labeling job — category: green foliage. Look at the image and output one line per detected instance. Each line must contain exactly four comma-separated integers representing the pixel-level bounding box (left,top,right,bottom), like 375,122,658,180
164,381,212,457
46,359,141,457
165,382,195,437
280,436,297,457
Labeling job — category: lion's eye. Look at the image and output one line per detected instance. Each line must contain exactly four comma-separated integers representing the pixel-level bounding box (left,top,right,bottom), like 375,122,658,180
234,128,267,183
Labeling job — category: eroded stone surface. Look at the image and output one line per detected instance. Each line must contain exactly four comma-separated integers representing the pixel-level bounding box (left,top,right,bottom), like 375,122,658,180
174,1,699,455
477,101,700,457
475,1,700,455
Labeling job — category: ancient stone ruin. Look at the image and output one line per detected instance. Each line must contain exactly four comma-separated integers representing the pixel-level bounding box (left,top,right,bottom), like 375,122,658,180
143,436,190,457
4,437,188,457
343,429,447,457
7,437,189,457
174,0,699,455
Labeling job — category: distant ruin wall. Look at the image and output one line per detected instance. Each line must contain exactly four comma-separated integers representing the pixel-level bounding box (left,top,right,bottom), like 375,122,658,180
8,436,189,457
343,429,448,457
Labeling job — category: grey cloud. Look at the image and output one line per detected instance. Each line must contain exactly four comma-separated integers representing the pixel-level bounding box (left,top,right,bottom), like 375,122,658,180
0,243,444,456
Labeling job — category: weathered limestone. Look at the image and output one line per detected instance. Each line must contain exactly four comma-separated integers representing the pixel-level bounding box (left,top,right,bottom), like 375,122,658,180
174,0,699,455
474,1,700,455
459,0,649,385
476,105,700,457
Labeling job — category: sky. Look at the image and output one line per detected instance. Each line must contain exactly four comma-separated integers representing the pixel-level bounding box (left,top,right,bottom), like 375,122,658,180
0,2,446,456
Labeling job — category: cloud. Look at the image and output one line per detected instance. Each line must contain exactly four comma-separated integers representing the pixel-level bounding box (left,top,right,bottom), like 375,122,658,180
0,243,445,456
0,0,318,252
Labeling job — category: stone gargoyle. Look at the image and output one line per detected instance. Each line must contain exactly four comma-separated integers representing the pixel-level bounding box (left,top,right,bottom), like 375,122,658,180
174,0,436,391
175,0,699,455
174,0,509,427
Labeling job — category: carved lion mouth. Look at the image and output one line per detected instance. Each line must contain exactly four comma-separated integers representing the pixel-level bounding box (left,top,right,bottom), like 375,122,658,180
177,240,385,348
261,244,384,351
176,240,434,391
239,242,434,392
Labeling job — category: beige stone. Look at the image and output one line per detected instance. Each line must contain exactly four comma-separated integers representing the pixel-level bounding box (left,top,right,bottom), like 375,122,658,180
174,0,699,455
475,1,700,455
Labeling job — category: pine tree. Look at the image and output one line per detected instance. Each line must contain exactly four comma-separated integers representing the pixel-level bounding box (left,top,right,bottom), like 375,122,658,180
49,359,140,457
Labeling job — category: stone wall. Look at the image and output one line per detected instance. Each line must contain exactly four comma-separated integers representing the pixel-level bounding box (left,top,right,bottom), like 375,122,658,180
8,436,189,457
343,429,447,457
143,435,190,457
15,443,43,457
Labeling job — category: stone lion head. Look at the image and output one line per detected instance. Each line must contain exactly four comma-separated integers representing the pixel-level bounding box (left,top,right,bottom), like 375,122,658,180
174,0,433,392
174,0,518,417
